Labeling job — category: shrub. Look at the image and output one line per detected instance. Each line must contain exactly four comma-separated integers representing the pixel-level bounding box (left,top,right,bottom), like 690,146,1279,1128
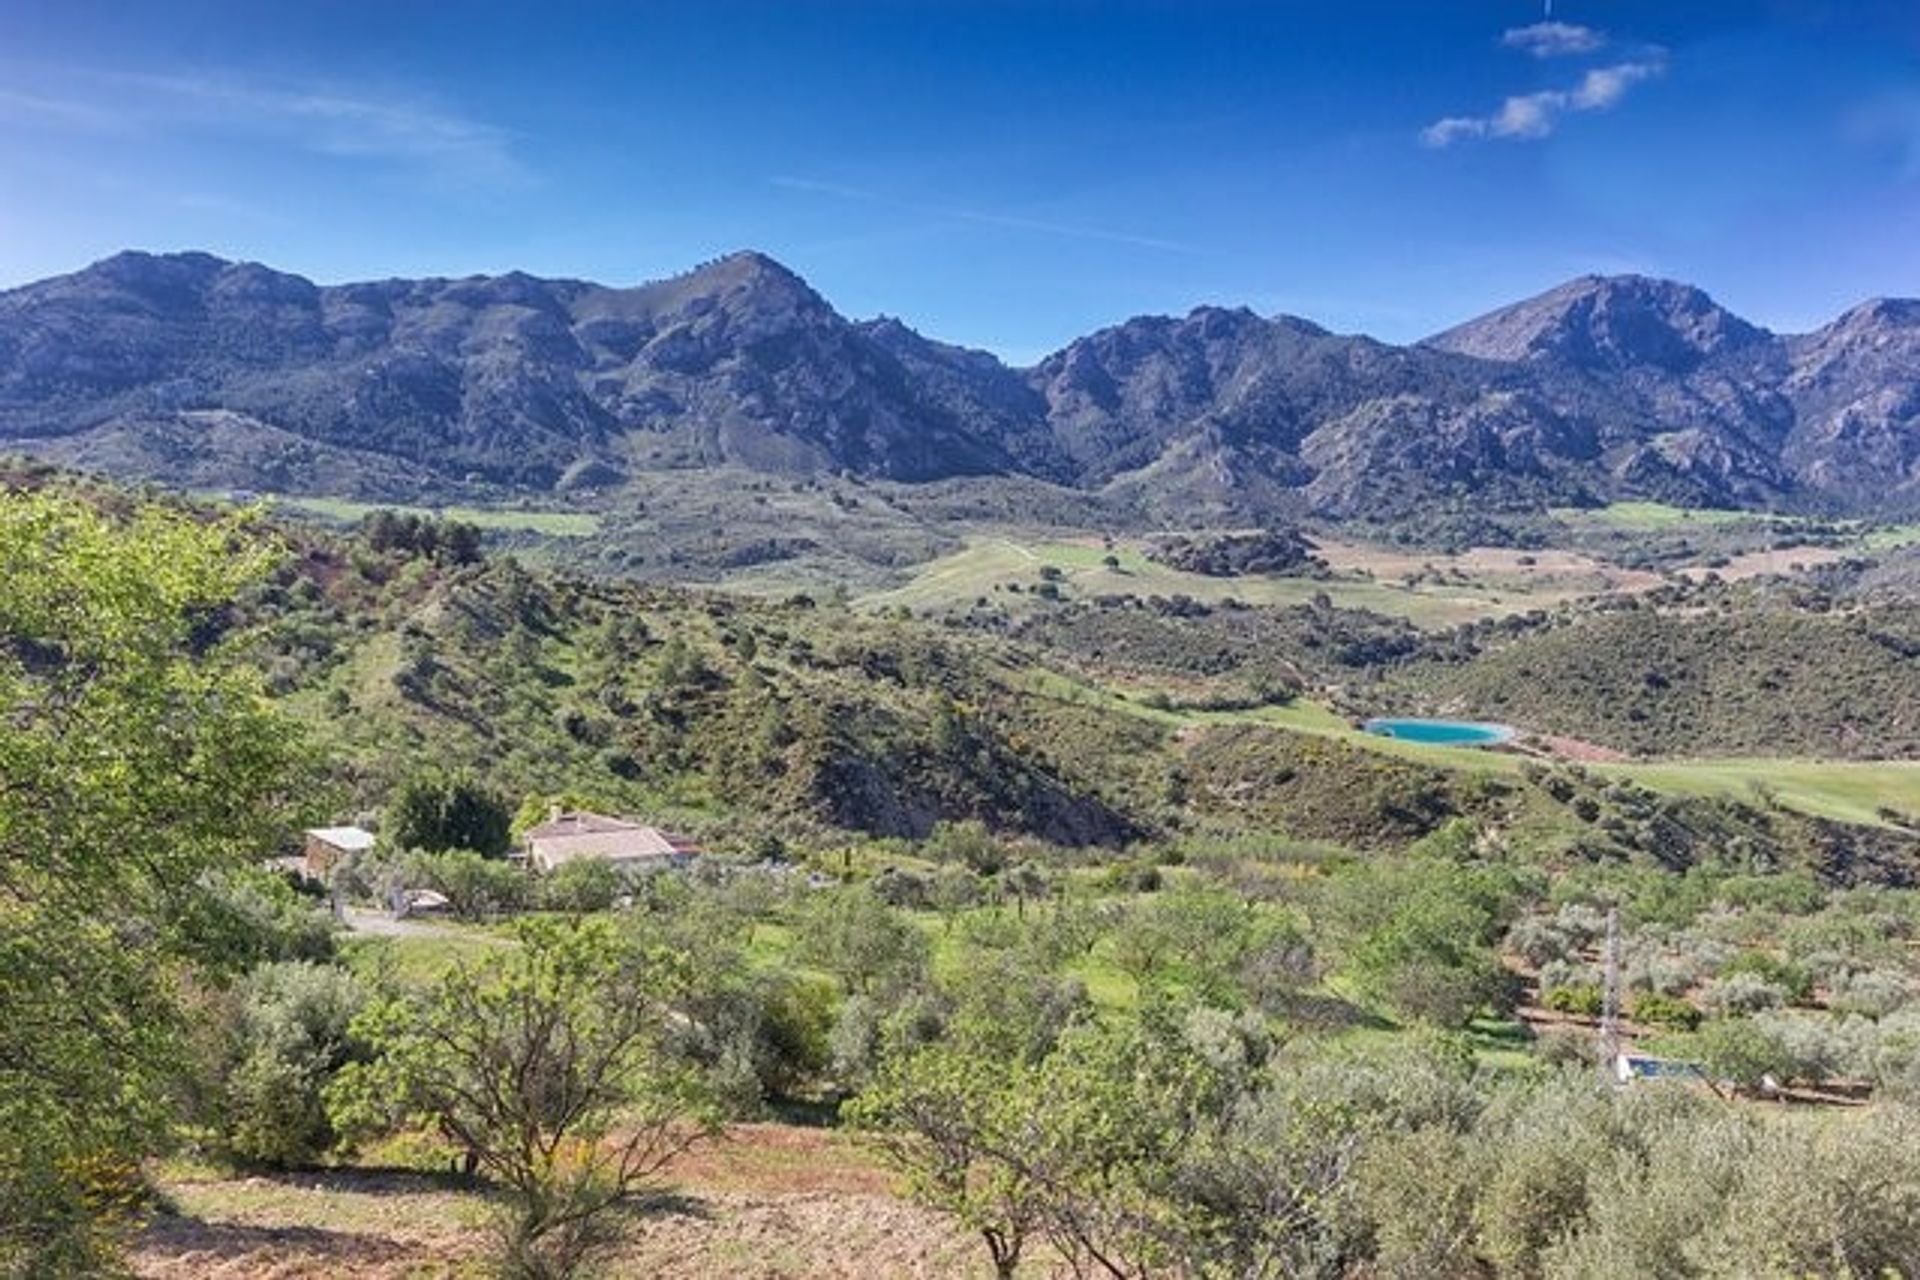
1686,1018,1789,1087
1535,1025,1597,1067
1830,968,1914,1019
538,858,623,914
871,867,933,910
1543,985,1605,1017
1628,992,1701,1030
1506,917,1575,969
208,962,368,1167
1717,950,1812,1002
411,849,529,920
385,770,513,857
1698,973,1786,1017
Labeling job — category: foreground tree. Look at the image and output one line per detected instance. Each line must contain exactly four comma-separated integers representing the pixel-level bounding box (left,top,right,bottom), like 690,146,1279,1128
0,492,298,1271
850,1045,1044,1279
330,917,717,1278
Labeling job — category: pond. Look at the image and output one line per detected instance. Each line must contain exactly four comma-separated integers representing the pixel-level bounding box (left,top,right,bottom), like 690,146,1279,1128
1363,717,1516,747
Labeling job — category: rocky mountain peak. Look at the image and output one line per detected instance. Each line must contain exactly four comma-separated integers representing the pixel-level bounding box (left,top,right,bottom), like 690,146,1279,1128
1426,273,1770,373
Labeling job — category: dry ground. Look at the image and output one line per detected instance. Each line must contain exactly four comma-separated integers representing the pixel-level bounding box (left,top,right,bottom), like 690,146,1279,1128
133,1125,1005,1279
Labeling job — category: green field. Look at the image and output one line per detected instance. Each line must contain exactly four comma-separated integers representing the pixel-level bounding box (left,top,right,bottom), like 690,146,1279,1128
1557,501,1920,558
1549,501,1772,531
269,494,603,537
1597,757,1920,828
1024,665,1920,829
861,536,1537,627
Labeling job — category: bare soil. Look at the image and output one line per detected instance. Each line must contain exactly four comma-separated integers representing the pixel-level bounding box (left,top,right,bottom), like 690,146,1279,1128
132,1125,1007,1279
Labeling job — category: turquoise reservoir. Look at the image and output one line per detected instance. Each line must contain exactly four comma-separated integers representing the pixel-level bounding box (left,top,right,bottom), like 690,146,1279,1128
1363,718,1515,747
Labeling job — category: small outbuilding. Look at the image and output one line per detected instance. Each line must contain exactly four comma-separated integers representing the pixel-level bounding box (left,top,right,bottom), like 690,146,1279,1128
523,810,698,875
303,825,377,880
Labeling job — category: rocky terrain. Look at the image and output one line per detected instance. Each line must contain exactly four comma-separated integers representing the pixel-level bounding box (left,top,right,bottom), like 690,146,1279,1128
3,250,1919,518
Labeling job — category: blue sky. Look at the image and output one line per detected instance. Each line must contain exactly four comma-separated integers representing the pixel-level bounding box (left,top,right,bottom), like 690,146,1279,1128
1,1,1916,361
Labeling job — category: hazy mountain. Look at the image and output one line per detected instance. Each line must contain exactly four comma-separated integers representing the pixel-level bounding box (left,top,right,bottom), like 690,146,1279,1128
2,250,1917,517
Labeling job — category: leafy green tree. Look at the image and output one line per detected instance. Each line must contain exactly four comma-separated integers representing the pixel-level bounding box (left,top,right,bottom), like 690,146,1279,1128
796,887,931,996
1002,861,1050,919
329,918,716,1278
386,770,513,857
411,849,530,920
850,1045,1045,1279
926,819,1006,875
1323,858,1520,1026
539,857,624,914
0,494,298,1270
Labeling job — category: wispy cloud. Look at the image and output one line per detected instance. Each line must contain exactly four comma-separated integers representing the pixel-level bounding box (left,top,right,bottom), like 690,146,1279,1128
1501,22,1606,59
1423,56,1666,147
0,85,128,129
0,66,525,185
770,175,1197,254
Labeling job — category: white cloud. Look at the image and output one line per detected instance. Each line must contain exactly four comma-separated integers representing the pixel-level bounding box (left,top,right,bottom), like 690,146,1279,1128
0,67,525,185
1422,57,1666,147
1501,22,1606,58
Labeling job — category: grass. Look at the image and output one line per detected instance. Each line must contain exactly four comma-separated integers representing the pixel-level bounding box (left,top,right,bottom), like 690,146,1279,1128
338,928,511,985
1859,523,1920,552
1025,663,1920,829
861,535,1538,628
1597,758,1920,829
269,494,602,537
1549,501,1770,531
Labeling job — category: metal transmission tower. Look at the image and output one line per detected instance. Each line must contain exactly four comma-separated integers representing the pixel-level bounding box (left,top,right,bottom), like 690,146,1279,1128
1599,906,1622,1080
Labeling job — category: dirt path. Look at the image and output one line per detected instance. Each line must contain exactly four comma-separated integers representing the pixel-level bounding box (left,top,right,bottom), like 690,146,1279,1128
132,1125,1019,1279
338,907,487,942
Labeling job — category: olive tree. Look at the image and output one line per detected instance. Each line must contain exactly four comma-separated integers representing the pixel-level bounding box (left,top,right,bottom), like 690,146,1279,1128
329,917,717,1278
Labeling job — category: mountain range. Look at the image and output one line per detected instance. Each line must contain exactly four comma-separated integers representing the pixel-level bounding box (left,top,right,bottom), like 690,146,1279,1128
3,249,1918,519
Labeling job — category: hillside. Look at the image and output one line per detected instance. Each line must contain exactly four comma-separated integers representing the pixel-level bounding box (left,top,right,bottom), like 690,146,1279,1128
1384,594,1920,761
15,470,1920,1280
5,253,1920,520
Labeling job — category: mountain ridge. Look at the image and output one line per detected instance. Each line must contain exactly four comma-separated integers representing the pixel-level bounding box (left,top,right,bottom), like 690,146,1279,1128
4,248,1918,518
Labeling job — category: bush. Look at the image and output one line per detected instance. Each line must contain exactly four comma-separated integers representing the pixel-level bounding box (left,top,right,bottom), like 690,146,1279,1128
385,770,513,857
1717,950,1812,1002
539,858,623,913
1830,968,1913,1019
1686,1018,1788,1087
1628,991,1701,1030
1698,973,1786,1017
1543,984,1605,1017
411,849,529,920
206,962,368,1167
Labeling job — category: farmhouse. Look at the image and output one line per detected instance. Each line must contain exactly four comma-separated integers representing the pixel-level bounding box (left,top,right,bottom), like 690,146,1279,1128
302,825,376,879
523,810,698,874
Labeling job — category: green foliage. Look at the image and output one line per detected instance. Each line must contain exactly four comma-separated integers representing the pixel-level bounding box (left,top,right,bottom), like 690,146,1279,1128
198,961,369,1168
795,887,932,996
848,1044,1045,1279
409,849,530,920
1685,1018,1790,1087
1320,856,1523,1026
1390,597,1920,759
1717,949,1813,1002
538,858,624,914
385,770,513,857
1543,985,1605,1017
329,917,718,1278
0,491,298,1269
1628,991,1702,1031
